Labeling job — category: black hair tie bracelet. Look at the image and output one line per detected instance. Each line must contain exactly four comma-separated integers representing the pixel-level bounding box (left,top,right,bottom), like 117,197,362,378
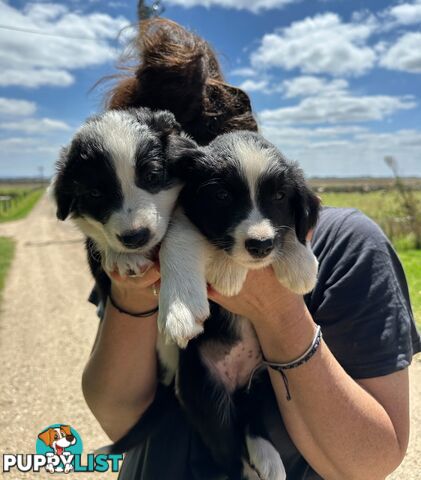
248,325,322,401
108,294,159,318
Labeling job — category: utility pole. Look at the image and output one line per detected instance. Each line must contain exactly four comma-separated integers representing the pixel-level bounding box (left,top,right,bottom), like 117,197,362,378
137,0,164,20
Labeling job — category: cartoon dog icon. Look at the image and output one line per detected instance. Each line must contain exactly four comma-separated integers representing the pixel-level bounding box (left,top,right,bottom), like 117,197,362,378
38,425,77,473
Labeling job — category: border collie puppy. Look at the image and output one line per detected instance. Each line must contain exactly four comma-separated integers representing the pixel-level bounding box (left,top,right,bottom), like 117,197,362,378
50,108,184,381
159,130,319,347
156,130,319,480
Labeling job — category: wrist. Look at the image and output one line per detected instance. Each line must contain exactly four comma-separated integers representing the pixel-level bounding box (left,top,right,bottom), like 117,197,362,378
110,282,158,313
253,300,318,363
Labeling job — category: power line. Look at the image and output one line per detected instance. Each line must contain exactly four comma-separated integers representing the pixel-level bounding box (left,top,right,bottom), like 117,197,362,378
0,23,127,41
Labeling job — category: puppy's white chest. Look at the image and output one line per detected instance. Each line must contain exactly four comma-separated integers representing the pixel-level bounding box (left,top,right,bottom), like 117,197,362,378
199,318,262,393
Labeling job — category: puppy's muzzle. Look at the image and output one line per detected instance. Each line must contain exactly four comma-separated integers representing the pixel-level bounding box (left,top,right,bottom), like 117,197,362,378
118,228,151,249
245,238,274,259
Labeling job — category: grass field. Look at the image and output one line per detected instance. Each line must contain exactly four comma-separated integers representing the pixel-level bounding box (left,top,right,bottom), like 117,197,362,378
0,187,44,223
398,250,421,328
320,190,421,250
0,237,15,301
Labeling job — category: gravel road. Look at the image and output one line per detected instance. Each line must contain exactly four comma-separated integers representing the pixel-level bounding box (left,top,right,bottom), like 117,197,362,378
0,194,419,479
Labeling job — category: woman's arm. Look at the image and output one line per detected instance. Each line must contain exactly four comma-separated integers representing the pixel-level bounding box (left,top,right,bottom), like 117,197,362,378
82,267,160,442
208,268,410,480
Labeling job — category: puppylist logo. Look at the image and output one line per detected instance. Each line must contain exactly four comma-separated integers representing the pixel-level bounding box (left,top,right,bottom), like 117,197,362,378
3,424,123,474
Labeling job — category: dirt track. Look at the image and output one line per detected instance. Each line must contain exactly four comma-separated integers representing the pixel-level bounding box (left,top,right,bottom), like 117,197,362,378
0,195,419,479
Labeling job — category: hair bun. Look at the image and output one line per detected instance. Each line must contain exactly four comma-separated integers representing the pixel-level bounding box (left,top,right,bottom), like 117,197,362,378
107,18,257,144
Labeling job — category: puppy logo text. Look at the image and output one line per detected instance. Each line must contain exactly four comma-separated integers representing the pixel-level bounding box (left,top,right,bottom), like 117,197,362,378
2,423,122,474
38,425,78,473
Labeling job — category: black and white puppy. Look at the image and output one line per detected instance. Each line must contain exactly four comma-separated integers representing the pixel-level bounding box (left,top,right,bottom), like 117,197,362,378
159,130,319,347
157,131,319,480
50,108,183,378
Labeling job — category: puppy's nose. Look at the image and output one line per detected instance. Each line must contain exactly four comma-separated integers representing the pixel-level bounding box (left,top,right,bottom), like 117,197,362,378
118,228,151,249
245,238,274,259
66,434,75,442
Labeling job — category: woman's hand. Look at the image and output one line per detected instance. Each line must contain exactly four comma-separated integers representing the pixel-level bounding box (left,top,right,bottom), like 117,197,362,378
208,266,306,331
109,263,161,313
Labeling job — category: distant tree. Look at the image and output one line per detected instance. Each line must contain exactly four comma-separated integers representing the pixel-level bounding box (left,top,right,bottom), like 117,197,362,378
384,156,421,249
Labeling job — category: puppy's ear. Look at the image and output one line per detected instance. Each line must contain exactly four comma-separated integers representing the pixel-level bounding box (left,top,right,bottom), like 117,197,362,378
166,135,206,180
148,110,182,137
61,425,72,436
294,185,320,244
51,146,76,221
38,429,53,446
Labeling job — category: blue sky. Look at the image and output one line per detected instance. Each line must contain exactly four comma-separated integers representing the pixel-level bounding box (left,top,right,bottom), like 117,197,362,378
0,0,420,178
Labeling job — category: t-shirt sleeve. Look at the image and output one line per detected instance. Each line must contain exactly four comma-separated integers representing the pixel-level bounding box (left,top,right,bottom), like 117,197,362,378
308,209,420,379
88,285,105,320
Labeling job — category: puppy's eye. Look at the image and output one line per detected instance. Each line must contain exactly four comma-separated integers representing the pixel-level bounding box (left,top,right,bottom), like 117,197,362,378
54,434,59,440
90,189,102,198
215,188,232,203
144,170,162,186
273,192,285,202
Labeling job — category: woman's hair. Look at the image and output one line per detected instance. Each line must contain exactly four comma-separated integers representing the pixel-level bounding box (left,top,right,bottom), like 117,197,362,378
106,18,258,145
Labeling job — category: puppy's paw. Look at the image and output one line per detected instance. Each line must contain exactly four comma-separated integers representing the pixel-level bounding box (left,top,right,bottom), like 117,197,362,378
246,436,286,480
275,264,317,294
104,250,153,277
242,461,261,480
159,298,209,348
208,265,248,297
274,246,318,294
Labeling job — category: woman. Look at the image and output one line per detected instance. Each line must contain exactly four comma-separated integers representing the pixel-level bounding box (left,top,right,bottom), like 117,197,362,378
83,19,420,480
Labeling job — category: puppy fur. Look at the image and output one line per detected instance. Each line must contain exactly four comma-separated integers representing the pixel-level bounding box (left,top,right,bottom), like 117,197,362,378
156,130,319,480
159,130,319,346
51,108,183,284
50,107,184,383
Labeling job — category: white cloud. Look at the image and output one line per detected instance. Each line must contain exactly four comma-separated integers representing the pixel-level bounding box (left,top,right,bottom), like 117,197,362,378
0,97,37,116
0,69,74,88
260,92,416,125
231,67,258,77
0,118,71,134
165,0,300,13
250,13,377,76
387,0,421,26
380,32,421,73
0,135,64,178
0,136,57,153
238,78,270,93
260,125,421,177
282,76,348,98
0,1,128,88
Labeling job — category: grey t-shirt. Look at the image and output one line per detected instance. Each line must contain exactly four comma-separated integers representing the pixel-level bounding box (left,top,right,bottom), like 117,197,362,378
95,207,420,480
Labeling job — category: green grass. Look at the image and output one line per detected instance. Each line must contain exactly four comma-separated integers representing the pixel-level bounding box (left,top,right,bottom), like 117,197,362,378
0,188,44,223
320,190,421,223
398,250,421,328
320,190,421,250
0,237,15,300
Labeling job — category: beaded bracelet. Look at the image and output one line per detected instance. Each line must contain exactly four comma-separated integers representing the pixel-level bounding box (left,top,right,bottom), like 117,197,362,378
247,325,323,400
264,325,323,401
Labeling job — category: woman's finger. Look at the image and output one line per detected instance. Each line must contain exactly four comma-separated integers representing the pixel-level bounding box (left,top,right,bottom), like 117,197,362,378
109,264,161,289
